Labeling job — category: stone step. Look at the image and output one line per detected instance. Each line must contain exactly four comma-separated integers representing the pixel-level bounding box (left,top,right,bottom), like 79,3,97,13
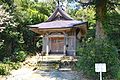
36,62,60,70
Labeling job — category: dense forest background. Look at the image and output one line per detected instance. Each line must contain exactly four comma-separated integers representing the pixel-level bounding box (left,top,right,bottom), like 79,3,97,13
0,0,120,79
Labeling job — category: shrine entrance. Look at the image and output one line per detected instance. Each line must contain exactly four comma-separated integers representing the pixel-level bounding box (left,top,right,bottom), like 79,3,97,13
48,34,65,54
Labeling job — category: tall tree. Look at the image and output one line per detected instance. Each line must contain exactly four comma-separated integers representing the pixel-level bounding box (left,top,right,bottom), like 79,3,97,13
78,0,120,39
95,0,107,39
95,0,120,40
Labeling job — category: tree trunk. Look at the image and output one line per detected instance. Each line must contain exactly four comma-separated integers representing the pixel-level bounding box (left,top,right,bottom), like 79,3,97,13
96,21,105,39
95,0,107,39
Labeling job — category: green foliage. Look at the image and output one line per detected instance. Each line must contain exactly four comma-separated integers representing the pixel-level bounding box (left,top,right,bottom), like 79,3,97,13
76,40,119,79
75,7,95,23
8,62,21,70
0,0,53,62
12,0,53,53
0,6,23,60
0,14,24,58
0,62,21,75
103,12,120,49
36,37,43,48
0,63,11,75
0,56,21,75
13,50,27,62
74,7,96,39
3,58,21,70
117,70,120,80
14,0,52,25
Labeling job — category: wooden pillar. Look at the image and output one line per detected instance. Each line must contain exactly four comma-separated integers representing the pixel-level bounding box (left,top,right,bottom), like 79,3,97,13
74,30,76,56
42,36,44,52
63,32,66,55
64,38,66,55
46,35,49,56
49,37,51,52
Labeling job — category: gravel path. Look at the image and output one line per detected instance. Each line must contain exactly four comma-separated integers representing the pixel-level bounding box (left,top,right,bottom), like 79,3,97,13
5,67,87,80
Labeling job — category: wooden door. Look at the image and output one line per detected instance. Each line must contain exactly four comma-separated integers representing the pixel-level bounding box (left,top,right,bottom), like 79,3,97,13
49,37,64,54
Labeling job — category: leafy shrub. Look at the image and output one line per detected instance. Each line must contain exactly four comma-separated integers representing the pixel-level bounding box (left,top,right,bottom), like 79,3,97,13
9,62,21,70
14,51,27,62
76,40,119,80
3,60,21,70
0,62,21,75
103,12,120,49
117,70,120,80
10,62,21,70
0,63,11,75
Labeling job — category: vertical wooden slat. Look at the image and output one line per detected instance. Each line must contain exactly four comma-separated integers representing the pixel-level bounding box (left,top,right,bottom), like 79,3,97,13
46,35,49,56
74,30,76,56
42,36,46,52
64,34,66,55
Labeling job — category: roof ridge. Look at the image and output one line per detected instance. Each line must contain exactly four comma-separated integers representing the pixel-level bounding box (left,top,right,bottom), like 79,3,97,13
47,6,74,22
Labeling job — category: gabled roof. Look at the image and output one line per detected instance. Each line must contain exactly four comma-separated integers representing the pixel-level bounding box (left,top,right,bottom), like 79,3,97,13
29,20,87,29
47,6,73,21
29,5,88,35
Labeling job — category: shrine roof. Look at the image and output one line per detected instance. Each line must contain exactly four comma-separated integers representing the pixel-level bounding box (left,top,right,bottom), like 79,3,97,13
29,6,87,29
29,20,87,29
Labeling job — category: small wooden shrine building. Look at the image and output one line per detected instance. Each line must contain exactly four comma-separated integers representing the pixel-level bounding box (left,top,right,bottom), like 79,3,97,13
29,6,87,56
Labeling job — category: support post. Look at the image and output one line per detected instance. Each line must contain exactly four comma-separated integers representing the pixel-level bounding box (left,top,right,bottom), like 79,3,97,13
63,32,66,55
74,29,76,56
46,36,49,56
100,72,102,80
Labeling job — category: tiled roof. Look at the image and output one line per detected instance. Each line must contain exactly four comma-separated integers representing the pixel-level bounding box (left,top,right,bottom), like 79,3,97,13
29,6,87,29
29,20,87,29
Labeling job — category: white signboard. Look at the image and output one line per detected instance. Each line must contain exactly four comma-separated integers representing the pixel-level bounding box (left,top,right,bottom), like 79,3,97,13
95,63,106,72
